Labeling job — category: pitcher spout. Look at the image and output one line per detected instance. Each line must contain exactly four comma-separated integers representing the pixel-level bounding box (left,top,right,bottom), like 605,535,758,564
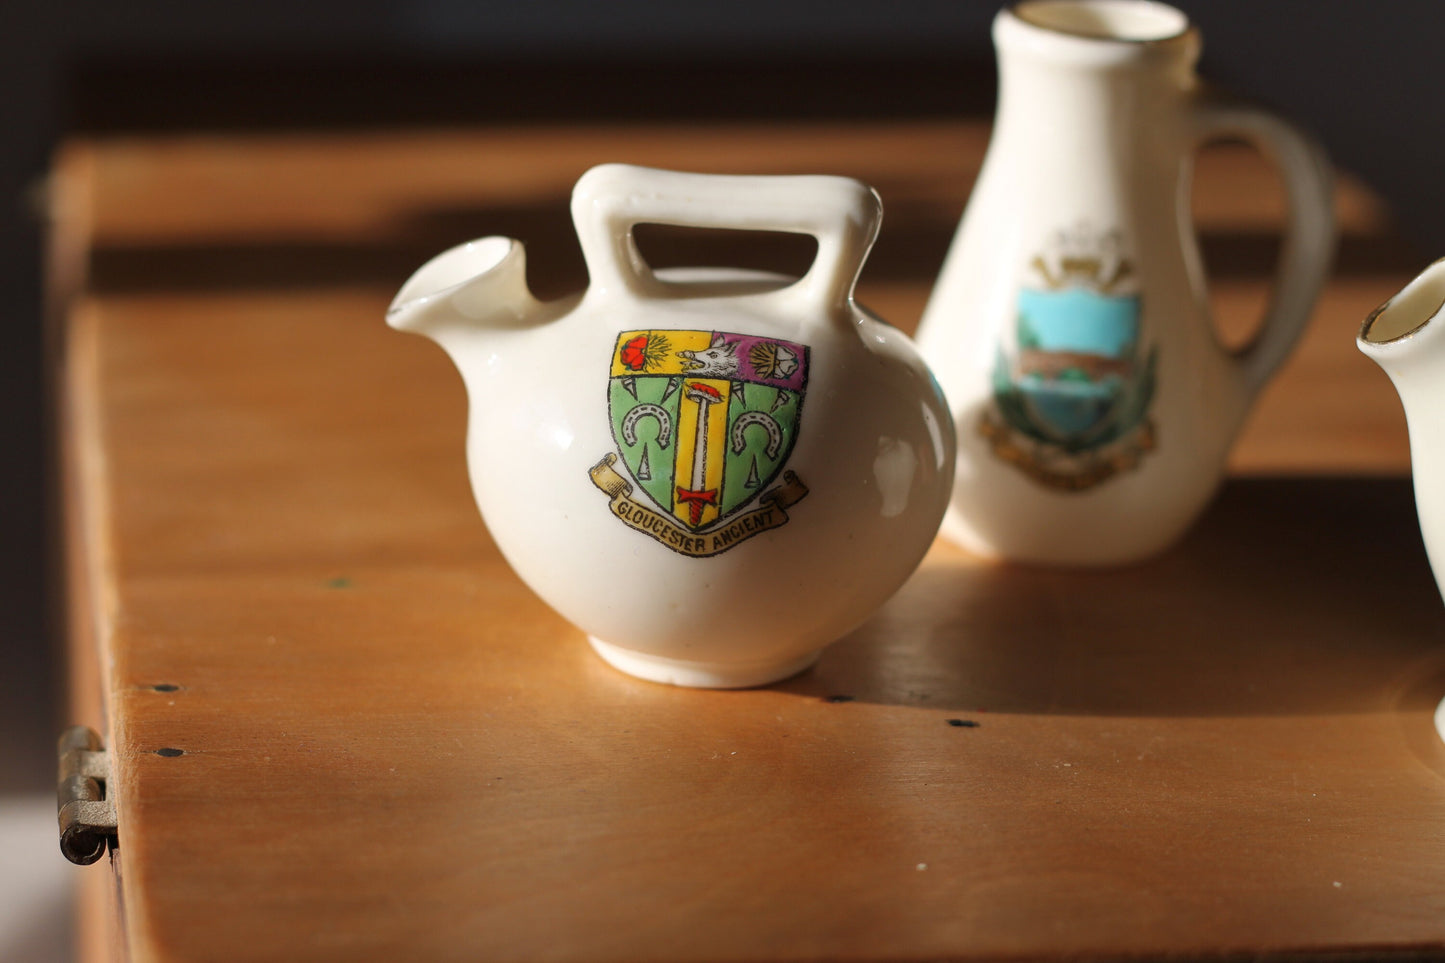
387,236,540,344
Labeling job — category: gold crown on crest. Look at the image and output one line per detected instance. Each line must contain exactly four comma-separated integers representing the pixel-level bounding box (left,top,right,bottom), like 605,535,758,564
1030,222,1135,294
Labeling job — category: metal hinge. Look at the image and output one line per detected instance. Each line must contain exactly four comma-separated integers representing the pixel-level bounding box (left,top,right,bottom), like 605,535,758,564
57,726,117,865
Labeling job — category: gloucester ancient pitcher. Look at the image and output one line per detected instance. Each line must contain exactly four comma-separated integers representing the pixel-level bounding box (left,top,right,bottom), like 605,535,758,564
388,164,954,687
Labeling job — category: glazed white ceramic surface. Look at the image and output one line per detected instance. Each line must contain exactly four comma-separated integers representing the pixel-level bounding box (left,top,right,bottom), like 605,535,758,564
916,0,1335,566
1359,259,1445,599
1358,258,1445,741
388,164,954,688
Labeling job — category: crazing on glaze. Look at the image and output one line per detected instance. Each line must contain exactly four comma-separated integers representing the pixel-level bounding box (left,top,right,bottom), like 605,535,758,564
590,329,811,556
982,223,1158,492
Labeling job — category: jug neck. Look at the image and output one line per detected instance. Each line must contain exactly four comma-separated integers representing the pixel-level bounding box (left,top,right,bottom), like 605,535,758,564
994,2,1200,102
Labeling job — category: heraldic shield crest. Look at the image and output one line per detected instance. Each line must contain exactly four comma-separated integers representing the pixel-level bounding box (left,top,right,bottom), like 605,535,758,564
982,223,1158,492
589,329,811,557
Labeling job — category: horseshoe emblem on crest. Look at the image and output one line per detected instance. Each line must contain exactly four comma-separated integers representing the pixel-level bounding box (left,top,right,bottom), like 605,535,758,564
730,410,783,459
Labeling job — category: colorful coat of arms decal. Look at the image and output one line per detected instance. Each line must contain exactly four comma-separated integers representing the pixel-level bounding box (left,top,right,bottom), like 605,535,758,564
981,223,1158,491
589,329,810,556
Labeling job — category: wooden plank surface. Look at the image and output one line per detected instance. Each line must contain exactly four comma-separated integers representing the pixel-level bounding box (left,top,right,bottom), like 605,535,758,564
54,120,1445,962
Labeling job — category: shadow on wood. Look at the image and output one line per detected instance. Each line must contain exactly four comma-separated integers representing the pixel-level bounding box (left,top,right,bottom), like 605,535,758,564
781,476,1445,720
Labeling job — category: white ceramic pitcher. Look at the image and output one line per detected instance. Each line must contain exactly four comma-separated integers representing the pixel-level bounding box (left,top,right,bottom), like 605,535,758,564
1358,259,1445,601
1358,258,1445,740
388,164,954,688
916,0,1335,565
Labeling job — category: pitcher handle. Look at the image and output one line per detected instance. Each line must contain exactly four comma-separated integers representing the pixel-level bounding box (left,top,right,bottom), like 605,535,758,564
1188,96,1336,396
570,163,882,314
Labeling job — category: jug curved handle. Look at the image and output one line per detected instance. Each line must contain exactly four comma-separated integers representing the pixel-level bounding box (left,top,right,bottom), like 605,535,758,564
571,163,882,314
1188,96,1337,397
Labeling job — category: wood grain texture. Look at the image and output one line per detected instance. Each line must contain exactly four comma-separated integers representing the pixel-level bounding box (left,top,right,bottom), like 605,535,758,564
48,144,127,963
53,121,1445,962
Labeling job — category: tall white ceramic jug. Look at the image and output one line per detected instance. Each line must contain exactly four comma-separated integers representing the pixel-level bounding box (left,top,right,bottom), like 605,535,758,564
1358,259,1445,602
1358,259,1445,741
916,0,1335,565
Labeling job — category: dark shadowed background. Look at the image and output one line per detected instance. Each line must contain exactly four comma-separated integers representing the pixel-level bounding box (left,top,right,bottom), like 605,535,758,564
0,0,1436,800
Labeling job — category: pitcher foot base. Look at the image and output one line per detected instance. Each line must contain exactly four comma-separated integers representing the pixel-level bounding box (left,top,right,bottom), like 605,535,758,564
587,637,819,689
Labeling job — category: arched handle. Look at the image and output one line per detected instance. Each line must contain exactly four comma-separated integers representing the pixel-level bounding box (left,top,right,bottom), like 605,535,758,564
1189,96,1336,395
570,163,882,313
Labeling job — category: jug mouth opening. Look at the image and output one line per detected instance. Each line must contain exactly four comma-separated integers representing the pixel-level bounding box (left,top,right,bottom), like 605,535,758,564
1012,0,1191,44
1360,257,1445,346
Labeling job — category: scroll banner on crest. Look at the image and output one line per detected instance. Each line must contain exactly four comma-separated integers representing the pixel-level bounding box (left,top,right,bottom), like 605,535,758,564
589,453,808,558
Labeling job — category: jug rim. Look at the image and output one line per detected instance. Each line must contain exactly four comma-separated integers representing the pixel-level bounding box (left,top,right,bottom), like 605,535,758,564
1359,256,1445,347
1008,0,1193,47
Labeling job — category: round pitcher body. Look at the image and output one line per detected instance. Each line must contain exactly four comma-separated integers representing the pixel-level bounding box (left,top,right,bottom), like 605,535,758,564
917,1,1333,565
461,282,951,686
394,165,955,687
